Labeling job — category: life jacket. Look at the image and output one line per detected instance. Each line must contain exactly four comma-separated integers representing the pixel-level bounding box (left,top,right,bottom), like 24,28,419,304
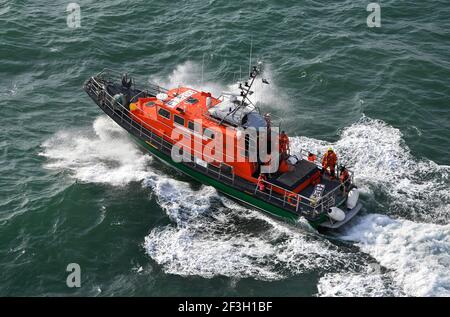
279,134,289,152
322,151,337,168
279,159,289,173
258,175,266,191
308,154,317,162
340,169,350,183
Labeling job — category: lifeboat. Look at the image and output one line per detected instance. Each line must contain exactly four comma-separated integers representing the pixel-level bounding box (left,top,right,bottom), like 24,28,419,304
83,64,362,230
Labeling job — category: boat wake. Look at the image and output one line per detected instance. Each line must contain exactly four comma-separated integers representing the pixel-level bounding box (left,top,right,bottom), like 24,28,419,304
41,115,367,282
40,116,154,186
142,181,364,281
290,117,450,297
40,62,450,296
338,214,450,297
290,116,450,224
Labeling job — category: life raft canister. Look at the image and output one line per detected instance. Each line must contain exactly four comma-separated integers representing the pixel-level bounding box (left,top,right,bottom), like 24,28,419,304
328,207,345,222
346,188,359,210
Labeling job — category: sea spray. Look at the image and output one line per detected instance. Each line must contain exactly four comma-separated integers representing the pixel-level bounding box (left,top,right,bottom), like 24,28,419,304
40,63,450,296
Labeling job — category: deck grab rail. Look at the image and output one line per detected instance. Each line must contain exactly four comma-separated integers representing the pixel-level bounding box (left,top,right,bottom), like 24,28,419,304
86,73,352,217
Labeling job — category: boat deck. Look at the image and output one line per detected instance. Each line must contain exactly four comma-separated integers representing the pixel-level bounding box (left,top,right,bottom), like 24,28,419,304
270,159,318,190
84,74,348,224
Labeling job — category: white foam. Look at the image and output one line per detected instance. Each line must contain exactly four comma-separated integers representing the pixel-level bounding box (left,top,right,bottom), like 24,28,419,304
290,116,450,223
40,116,153,186
0,6,10,16
341,214,450,297
141,160,360,280
42,117,347,280
143,203,359,280
289,116,450,296
317,270,401,297
40,64,450,296
226,63,291,111
150,60,290,111
132,111,450,293
150,61,225,98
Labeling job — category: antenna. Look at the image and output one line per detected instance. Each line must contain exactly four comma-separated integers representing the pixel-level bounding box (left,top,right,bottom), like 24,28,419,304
239,66,242,83
219,62,263,125
201,53,205,85
248,37,253,76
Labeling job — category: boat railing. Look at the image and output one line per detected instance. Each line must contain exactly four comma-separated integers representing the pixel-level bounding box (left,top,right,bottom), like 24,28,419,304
95,69,283,160
301,148,354,214
86,75,236,185
87,74,227,163
254,177,318,214
295,148,354,192
254,174,351,216
96,68,169,100
86,74,350,217
94,70,262,160
295,148,354,179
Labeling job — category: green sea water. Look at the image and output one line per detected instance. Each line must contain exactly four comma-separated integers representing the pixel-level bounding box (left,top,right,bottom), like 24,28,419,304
1,0,449,296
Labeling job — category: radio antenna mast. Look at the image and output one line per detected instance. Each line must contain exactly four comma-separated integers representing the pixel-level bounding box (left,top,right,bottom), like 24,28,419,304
201,53,205,85
248,37,253,76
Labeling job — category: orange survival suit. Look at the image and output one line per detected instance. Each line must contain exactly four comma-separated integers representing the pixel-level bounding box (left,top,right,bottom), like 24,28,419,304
279,132,290,156
339,167,350,193
322,149,337,177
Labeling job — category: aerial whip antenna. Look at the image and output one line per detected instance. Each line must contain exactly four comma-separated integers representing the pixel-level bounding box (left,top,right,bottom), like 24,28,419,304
201,53,205,85
248,37,253,76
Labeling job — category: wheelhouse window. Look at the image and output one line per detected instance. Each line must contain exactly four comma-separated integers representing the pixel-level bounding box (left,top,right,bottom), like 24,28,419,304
188,121,195,131
203,128,215,139
186,97,198,104
174,115,185,126
158,108,171,119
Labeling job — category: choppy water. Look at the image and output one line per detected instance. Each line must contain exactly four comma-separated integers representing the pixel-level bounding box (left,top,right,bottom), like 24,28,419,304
1,0,449,296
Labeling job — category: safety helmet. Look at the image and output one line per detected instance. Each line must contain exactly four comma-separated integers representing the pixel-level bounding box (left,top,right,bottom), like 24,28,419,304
328,147,333,152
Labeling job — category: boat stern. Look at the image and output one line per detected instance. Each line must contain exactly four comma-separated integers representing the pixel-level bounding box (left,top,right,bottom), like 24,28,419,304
318,202,363,229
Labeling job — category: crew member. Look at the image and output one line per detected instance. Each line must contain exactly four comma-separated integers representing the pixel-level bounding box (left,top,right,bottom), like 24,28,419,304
321,147,337,178
307,152,317,162
278,158,290,173
257,173,267,192
279,131,290,157
339,166,350,193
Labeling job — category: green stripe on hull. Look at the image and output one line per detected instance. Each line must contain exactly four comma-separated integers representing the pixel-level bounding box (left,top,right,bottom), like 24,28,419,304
131,135,324,228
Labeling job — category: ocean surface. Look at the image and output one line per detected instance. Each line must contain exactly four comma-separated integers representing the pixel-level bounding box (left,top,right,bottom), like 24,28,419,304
1,0,449,296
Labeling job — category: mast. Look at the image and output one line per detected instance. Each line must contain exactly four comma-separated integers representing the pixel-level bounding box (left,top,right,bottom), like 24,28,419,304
248,38,253,76
201,53,205,85
219,61,269,125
